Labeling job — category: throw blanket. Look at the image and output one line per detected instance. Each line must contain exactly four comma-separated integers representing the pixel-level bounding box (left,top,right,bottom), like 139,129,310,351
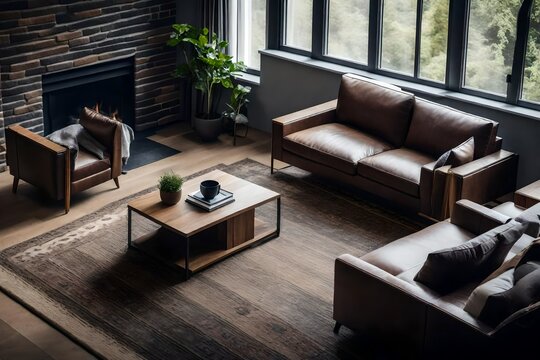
47,123,135,167
46,124,81,168
121,123,135,165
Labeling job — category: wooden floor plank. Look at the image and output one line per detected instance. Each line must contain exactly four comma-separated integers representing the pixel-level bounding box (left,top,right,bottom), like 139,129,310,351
0,318,54,360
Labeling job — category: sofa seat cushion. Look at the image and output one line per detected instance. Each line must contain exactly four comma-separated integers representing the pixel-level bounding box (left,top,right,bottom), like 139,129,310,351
361,221,475,276
283,123,393,175
357,148,435,197
73,148,111,182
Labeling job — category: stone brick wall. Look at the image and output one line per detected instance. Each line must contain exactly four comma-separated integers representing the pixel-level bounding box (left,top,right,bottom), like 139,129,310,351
0,0,182,172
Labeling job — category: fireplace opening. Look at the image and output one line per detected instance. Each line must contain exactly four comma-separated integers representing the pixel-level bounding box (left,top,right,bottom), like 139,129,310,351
42,58,135,135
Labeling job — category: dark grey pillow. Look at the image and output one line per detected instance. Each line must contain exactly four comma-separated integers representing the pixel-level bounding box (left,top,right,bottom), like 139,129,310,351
434,137,475,169
414,221,528,294
514,261,540,283
78,129,107,160
479,266,540,327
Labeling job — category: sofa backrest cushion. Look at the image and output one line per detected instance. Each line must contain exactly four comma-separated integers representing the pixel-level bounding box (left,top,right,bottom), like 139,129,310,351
405,98,497,159
79,107,119,153
336,74,415,147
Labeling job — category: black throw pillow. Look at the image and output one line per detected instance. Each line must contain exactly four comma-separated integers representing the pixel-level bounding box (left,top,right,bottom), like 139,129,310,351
479,267,540,327
414,221,528,294
434,137,475,169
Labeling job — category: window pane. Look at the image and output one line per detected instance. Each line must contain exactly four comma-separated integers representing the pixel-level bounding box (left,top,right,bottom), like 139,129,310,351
381,0,417,75
239,0,266,70
465,1,520,95
419,0,449,82
326,0,369,64
522,0,540,102
284,0,313,50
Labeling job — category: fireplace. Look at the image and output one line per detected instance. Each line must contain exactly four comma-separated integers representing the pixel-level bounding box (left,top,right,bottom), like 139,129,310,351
0,0,180,172
42,58,135,134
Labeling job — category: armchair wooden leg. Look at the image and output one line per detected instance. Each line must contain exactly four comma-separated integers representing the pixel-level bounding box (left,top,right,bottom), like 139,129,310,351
65,195,70,214
12,177,19,194
333,322,342,334
114,177,120,188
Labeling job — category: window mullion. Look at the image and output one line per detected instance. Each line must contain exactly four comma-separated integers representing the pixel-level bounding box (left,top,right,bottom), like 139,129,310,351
446,0,468,91
312,0,326,59
414,0,423,78
267,0,282,50
508,0,534,104
368,0,382,72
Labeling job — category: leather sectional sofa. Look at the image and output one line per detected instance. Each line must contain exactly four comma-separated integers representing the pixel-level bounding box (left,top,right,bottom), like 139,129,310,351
272,74,518,220
333,200,540,357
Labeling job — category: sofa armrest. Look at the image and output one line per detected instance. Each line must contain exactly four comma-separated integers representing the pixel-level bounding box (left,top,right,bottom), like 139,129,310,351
272,99,337,161
450,199,511,235
334,254,435,356
6,125,68,200
449,150,518,207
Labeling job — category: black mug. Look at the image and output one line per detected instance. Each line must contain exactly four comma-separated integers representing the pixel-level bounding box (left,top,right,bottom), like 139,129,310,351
200,180,220,200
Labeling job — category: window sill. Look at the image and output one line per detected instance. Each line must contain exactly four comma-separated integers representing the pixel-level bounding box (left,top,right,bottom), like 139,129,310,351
234,72,260,86
260,49,540,122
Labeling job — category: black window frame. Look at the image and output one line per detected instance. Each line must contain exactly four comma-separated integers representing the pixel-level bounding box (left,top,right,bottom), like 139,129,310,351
266,0,540,111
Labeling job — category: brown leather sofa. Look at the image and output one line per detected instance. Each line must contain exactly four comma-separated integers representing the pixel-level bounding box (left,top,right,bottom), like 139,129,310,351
6,107,122,213
333,200,540,357
272,74,518,220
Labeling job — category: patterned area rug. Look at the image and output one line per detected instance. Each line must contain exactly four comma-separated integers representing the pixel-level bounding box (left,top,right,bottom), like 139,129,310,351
0,159,422,359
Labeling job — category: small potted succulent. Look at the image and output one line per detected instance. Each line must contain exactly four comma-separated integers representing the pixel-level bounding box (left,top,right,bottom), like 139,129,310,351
158,171,184,205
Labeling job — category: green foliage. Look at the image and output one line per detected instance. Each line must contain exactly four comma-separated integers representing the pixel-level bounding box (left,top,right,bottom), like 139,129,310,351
167,23,246,116
158,171,183,193
224,84,251,117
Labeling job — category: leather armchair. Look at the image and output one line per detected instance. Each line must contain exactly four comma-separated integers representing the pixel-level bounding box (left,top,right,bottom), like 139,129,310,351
6,107,122,214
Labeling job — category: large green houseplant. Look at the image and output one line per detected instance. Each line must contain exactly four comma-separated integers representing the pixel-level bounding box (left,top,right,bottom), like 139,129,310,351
167,23,246,141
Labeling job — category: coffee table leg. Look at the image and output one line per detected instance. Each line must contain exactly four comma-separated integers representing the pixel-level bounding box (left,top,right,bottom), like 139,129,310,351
276,197,281,237
127,208,132,248
185,236,190,280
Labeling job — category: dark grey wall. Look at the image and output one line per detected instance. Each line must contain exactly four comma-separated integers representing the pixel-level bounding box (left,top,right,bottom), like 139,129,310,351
243,53,540,187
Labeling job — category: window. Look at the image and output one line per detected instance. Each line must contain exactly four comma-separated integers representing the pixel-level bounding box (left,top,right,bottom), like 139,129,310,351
229,0,267,71
522,0,540,102
267,0,540,111
284,0,313,51
326,0,370,64
419,0,449,83
464,1,520,96
380,0,417,75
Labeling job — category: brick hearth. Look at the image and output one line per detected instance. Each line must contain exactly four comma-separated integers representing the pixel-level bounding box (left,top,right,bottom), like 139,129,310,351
0,0,183,172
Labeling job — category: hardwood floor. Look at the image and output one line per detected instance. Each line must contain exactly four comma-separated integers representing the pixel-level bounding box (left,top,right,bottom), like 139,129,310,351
0,123,284,359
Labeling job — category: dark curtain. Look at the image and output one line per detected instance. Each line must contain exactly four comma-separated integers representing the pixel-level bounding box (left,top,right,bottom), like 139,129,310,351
194,0,230,116
200,0,229,44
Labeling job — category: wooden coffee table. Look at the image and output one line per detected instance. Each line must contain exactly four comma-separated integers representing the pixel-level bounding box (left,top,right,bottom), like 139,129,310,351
127,170,281,279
